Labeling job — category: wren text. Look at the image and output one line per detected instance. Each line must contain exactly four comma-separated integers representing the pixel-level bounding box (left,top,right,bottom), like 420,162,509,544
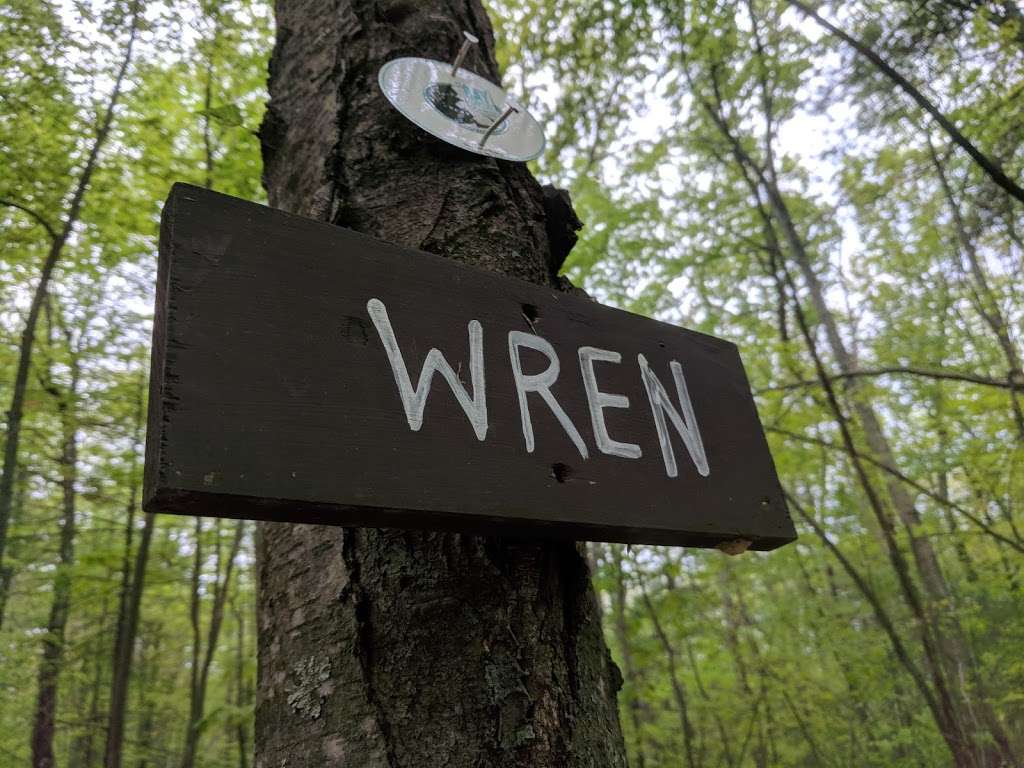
366,298,710,479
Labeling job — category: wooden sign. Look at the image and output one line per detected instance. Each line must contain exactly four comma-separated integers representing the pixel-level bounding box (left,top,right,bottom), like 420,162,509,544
143,184,796,550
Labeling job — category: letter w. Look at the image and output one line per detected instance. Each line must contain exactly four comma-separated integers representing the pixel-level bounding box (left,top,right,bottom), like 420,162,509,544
367,298,487,440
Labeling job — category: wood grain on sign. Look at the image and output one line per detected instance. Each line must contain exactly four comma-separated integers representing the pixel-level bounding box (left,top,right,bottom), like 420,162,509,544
143,184,796,550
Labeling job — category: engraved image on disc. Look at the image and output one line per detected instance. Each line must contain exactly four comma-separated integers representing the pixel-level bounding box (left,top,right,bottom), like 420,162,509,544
378,57,545,162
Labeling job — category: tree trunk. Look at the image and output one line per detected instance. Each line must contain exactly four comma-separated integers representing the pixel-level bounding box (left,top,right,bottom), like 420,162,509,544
105,375,152,768
703,38,1019,759
637,576,698,768
181,521,244,768
84,617,107,766
689,56,983,758
713,51,1011,754
104,510,156,768
718,569,768,768
0,6,140,627
0,457,26,628
927,139,1024,439
183,518,203,767
255,3,627,767
232,590,251,768
134,631,162,768
610,546,647,768
70,594,109,768
767,186,1017,766
30,354,81,768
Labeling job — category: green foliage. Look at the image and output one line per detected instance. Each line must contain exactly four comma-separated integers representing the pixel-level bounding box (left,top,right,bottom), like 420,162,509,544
3,0,1023,766
1,1,268,765
503,0,1024,764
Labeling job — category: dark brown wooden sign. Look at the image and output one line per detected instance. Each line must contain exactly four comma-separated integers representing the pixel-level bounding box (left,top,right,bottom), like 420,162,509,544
143,184,796,549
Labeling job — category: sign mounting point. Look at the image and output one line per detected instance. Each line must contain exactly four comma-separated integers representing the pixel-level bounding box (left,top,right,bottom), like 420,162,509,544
378,32,545,162
450,30,479,78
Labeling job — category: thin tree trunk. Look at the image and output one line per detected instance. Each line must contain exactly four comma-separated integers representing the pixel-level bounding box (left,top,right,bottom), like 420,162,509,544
764,171,1016,768
659,564,734,768
134,631,163,768
255,3,627,766
779,688,829,767
785,492,950,735
104,374,155,768
718,568,768,768
68,591,109,768
231,590,250,768
694,43,1013,761
795,551,874,764
927,138,1024,439
117,511,156,733
199,6,221,191
180,36,227,758
180,520,244,768
185,516,203,765
610,546,648,768
781,270,980,764
0,458,26,628
636,574,698,768
0,5,140,627
732,570,826,767
684,632,734,768
202,47,216,191
30,343,81,768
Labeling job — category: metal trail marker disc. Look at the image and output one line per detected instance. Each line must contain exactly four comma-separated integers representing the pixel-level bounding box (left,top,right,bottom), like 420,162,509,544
378,56,546,162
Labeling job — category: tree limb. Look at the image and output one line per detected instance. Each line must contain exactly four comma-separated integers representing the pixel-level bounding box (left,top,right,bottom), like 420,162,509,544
770,425,1024,555
782,489,944,723
0,198,59,242
757,365,1018,394
785,0,1024,206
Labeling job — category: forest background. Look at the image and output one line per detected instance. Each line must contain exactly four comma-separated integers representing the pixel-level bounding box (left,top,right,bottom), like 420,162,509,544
1,0,1023,766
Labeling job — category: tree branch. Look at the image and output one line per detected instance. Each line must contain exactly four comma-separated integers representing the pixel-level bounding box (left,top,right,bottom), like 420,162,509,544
0,198,59,242
785,0,1024,206
770,425,1024,555
757,365,1017,394
782,489,944,720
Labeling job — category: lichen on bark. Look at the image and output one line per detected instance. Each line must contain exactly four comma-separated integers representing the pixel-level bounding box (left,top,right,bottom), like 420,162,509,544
286,655,331,720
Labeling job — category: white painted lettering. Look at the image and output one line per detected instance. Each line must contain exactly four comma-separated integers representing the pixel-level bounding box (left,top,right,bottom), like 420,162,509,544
578,346,641,460
637,354,710,478
367,298,488,440
508,331,589,459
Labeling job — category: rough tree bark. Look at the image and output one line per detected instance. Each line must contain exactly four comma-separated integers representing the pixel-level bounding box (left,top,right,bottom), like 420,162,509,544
255,2,627,767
